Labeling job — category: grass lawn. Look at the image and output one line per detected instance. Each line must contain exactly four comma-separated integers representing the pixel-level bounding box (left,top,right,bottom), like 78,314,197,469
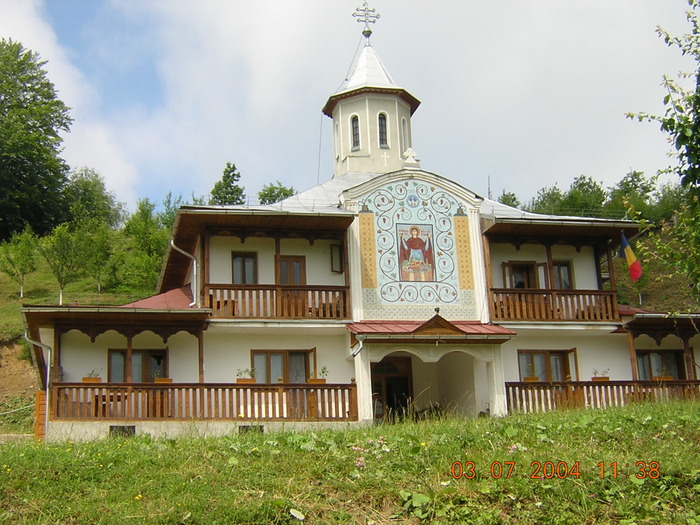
1,401,698,524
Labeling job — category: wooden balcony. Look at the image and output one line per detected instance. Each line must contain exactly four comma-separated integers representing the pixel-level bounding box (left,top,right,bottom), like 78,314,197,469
204,285,350,320
51,382,358,422
490,289,618,322
505,380,700,414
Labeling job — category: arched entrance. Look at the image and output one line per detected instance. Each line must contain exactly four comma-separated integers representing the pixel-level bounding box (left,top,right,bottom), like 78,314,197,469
371,356,413,419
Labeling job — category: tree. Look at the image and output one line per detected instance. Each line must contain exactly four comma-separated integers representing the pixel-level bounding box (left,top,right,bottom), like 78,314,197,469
120,199,169,292
604,171,655,219
0,39,72,241
210,162,245,205
258,181,296,205
81,222,113,293
64,167,124,228
39,224,86,305
158,192,183,232
559,175,605,217
0,227,37,298
496,190,520,209
628,0,700,301
524,185,564,215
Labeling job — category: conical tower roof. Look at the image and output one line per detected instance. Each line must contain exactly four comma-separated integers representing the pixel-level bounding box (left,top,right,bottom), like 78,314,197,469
322,39,420,117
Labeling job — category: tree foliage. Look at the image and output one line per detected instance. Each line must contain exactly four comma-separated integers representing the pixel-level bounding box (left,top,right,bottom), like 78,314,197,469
64,167,124,228
119,199,169,293
258,181,296,205
628,0,700,301
0,39,72,241
39,224,86,305
496,190,520,208
0,227,37,298
210,162,245,205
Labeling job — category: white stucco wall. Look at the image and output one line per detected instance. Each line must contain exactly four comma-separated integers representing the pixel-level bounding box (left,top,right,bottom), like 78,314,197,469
489,244,598,289
499,329,631,382
202,329,353,384
208,236,345,287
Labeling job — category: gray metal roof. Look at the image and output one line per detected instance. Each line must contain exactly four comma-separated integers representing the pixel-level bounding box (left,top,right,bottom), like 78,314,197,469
335,41,397,94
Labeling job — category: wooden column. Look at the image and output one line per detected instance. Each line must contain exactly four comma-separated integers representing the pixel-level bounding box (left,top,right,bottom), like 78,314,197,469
545,243,555,289
53,329,61,384
343,230,351,316
682,337,696,380
125,335,133,383
627,329,638,380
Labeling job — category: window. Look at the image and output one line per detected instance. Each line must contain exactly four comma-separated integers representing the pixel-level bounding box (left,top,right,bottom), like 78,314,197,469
108,349,167,382
252,349,317,383
503,262,537,289
330,244,344,273
518,349,577,382
636,350,686,380
279,255,306,285
378,113,388,147
232,252,257,284
351,115,360,150
553,261,573,289
401,118,409,152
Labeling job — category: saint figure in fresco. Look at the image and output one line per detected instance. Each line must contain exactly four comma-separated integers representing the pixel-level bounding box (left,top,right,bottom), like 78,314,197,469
399,225,435,281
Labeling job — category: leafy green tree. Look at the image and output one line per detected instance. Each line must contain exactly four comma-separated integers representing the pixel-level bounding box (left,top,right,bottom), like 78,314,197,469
210,162,245,205
0,39,72,241
0,227,37,298
628,0,700,301
39,224,86,305
120,199,169,292
496,190,520,208
64,167,124,228
559,175,606,217
524,185,564,215
604,171,655,219
81,222,113,293
258,181,296,205
158,192,183,232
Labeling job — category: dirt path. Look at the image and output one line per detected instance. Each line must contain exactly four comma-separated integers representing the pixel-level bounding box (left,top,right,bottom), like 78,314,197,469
0,343,40,401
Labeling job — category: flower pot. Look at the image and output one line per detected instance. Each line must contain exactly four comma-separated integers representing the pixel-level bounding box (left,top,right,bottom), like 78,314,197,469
154,378,172,383
236,378,255,384
524,376,539,383
591,377,610,382
82,377,102,383
307,378,327,384
652,376,673,382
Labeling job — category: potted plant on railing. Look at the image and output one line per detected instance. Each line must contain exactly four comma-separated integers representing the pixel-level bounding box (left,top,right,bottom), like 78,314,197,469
523,364,539,382
591,369,610,381
652,367,673,381
236,368,256,384
152,371,172,383
82,369,102,383
307,366,328,384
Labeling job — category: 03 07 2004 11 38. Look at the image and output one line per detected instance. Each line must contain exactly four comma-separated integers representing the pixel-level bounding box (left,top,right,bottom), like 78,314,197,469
450,460,661,480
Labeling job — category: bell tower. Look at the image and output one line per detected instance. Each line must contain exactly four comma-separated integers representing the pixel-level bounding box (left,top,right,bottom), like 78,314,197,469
322,2,421,178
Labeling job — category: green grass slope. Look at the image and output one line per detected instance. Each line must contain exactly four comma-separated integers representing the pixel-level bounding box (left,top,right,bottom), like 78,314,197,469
1,401,698,524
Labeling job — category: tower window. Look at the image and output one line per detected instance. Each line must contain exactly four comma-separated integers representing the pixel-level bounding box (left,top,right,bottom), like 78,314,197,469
378,113,388,147
351,116,360,150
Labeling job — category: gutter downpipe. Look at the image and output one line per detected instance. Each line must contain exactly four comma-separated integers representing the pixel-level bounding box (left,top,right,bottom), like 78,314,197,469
170,240,199,307
23,333,52,443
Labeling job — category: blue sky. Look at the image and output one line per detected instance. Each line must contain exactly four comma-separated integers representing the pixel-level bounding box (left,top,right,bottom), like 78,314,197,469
0,0,694,212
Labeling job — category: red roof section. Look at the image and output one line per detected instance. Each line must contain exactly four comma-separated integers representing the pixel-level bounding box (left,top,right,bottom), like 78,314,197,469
348,319,515,336
120,285,194,310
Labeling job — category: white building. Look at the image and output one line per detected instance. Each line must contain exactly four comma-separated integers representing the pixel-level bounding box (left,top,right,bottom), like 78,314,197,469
23,6,700,441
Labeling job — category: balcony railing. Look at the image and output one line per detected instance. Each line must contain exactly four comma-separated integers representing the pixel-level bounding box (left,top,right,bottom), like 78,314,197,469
51,382,358,422
505,380,700,414
490,289,618,322
204,285,350,320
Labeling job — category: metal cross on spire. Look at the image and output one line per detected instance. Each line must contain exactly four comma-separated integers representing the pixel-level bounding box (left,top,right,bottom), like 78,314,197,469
352,1,380,39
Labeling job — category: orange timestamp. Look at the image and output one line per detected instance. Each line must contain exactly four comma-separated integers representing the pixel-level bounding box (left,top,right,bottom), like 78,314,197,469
450,461,660,480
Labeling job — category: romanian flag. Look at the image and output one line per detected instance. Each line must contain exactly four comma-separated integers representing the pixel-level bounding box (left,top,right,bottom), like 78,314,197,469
620,232,642,282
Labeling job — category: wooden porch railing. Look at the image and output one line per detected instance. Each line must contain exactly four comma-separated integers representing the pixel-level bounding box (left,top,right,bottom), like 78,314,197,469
51,382,358,422
491,289,618,322
204,285,350,319
505,380,700,414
